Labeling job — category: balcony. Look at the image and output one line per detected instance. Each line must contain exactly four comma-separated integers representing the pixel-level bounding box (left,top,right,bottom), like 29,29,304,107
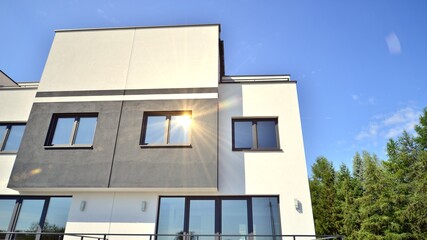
1,232,345,240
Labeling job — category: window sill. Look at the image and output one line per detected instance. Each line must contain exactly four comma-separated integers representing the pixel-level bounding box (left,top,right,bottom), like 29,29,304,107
140,144,192,148
44,145,93,150
233,148,283,152
0,151,18,155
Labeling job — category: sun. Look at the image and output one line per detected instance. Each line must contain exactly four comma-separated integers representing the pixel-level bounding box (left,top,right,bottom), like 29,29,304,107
175,114,192,127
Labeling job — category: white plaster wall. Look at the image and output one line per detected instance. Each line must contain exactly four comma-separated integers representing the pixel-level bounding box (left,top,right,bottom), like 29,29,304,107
38,29,134,92
0,155,19,194
218,83,315,235
0,88,37,121
126,26,219,89
0,87,37,195
38,25,219,92
218,84,245,194
64,192,158,240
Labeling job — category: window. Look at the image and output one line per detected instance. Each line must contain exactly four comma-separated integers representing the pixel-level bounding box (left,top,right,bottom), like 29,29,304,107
0,123,26,152
156,196,281,240
45,114,97,147
232,118,279,150
0,196,71,240
141,111,192,146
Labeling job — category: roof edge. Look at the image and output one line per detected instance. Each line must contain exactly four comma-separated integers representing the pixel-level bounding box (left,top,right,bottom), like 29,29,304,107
221,75,293,83
55,23,221,33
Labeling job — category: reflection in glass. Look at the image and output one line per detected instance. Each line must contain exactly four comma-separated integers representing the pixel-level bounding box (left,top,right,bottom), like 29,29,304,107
15,199,45,240
157,198,185,240
42,198,71,240
74,117,97,145
256,121,277,149
43,198,71,232
51,118,74,145
222,200,248,240
0,199,16,239
0,125,7,145
234,121,253,149
4,125,26,151
144,116,167,144
169,116,191,144
189,200,215,240
252,198,281,240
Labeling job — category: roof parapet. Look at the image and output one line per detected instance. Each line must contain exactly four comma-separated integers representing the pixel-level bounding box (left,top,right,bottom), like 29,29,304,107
221,75,291,83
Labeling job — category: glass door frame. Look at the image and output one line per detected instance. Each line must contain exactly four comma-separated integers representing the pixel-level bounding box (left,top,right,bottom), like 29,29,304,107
157,195,280,237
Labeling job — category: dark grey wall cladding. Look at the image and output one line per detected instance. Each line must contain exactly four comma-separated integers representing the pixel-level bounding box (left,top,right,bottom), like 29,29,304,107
109,99,218,188
8,101,122,188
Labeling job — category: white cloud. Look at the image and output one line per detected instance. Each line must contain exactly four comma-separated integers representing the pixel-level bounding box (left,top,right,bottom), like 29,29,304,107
352,94,359,101
356,123,379,140
356,107,421,141
385,32,402,55
351,94,375,105
96,8,119,24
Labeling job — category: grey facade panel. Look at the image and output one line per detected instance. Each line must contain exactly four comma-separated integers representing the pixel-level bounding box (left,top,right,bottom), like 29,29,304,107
109,99,218,188
8,101,122,188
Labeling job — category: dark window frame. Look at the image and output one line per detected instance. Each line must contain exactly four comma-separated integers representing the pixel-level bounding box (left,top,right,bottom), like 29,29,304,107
232,117,280,151
0,122,26,153
44,113,98,149
140,111,192,148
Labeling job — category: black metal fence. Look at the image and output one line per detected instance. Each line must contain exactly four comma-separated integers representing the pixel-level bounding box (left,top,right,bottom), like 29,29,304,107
1,232,344,240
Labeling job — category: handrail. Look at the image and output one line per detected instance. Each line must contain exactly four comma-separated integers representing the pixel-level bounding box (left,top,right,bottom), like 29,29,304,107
1,232,345,240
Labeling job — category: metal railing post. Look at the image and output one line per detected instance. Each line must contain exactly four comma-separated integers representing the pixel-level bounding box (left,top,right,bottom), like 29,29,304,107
215,232,220,240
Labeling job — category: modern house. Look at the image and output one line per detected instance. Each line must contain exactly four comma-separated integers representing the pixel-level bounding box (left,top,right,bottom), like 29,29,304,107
0,24,315,240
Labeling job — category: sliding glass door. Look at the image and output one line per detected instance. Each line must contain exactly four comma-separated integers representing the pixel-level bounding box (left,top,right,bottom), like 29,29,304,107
156,196,281,240
188,200,215,240
0,196,71,240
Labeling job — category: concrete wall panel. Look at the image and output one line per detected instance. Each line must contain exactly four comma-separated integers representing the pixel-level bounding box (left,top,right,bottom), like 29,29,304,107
110,99,218,189
8,101,122,188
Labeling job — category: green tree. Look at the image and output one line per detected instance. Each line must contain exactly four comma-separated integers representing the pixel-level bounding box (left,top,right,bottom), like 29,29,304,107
309,156,338,235
405,108,427,239
356,152,392,240
383,132,417,239
335,164,359,239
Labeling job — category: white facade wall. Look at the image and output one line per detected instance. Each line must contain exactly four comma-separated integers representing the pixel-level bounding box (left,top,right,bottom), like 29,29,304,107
218,82,315,235
0,84,37,195
38,25,219,92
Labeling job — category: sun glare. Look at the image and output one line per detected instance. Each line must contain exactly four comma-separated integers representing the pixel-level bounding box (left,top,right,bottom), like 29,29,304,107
176,115,192,127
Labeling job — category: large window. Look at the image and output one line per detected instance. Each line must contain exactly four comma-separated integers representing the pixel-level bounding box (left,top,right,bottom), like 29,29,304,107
141,111,192,146
156,196,281,240
45,114,98,148
0,123,26,152
232,118,279,151
0,196,71,240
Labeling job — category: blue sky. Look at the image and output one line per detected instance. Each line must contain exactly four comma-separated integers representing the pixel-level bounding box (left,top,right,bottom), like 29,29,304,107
1,0,427,174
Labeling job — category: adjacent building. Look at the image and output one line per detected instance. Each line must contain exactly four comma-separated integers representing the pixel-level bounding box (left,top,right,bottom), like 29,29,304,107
0,24,315,240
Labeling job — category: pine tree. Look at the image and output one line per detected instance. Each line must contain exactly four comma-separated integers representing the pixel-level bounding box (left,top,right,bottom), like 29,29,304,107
383,132,416,239
309,156,338,235
352,152,364,183
356,152,392,240
405,108,427,239
335,164,359,239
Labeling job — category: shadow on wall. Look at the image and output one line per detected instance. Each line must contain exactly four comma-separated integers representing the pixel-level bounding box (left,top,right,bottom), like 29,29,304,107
218,84,245,194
